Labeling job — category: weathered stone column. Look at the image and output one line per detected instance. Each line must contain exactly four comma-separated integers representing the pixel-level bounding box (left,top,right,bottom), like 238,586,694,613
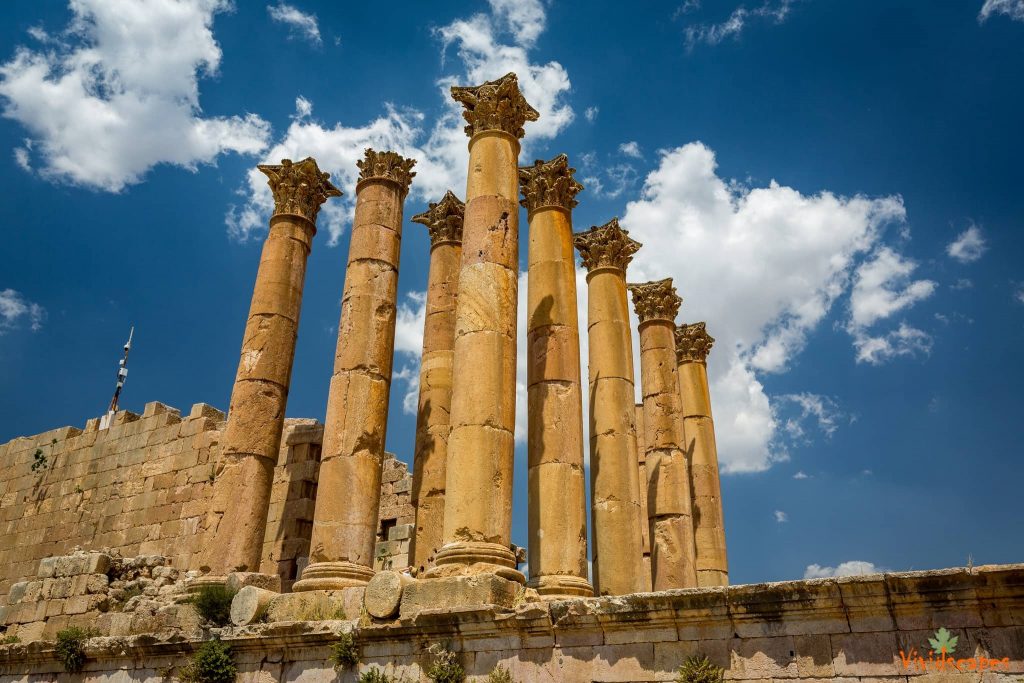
208,157,340,579
408,191,465,577
430,73,538,581
520,155,592,598
676,322,729,587
635,403,654,591
293,149,416,591
573,219,646,596
628,278,698,590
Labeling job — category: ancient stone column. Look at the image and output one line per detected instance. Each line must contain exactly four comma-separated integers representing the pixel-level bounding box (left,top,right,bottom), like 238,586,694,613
293,149,416,591
520,155,592,598
635,403,654,591
676,322,729,587
408,191,465,577
573,219,646,596
430,73,538,581
207,157,340,579
628,278,698,590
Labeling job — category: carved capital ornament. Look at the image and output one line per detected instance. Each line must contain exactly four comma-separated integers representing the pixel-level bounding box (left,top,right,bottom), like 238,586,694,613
356,148,417,195
451,72,539,140
519,154,583,215
412,190,465,245
258,157,342,224
675,322,715,363
628,278,682,324
573,218,642,273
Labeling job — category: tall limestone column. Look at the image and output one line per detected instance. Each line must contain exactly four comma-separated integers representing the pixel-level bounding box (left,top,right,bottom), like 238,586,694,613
520,155,592,598
635,403,654,591
573,219,646,596
628,278,698,590
431,73,538,581
208,157,340,579
408,191,465,577
676,322,729,586
293,149,416,591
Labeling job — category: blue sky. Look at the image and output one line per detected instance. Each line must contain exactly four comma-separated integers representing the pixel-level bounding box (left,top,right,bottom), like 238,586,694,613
1,0,1022,585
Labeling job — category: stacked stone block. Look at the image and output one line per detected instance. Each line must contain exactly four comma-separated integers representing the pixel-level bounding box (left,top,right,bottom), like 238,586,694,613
0,549,199,642
372,453,414,572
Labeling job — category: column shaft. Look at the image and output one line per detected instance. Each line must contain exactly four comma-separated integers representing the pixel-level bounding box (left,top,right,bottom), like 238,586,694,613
409,192,464,576
526,205,591,597
676,323,728,586
586,269,647,595
295,151,415,591
208,157,339,578
630,279,698,590
436,131,522,577
635,403,654,591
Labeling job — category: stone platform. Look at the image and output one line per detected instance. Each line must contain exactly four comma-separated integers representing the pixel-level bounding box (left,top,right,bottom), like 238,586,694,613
0,563,1021,682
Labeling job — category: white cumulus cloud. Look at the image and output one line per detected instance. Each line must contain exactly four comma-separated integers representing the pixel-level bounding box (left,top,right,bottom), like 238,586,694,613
946,225,987,263
0,289,45,334
774,510,788,523
684,0,797,48
267,2,322,45
621,142,907,473
0,0,270,192
804,560,884,579
230,0,573,244
979,0,1024,22
619,141,643,159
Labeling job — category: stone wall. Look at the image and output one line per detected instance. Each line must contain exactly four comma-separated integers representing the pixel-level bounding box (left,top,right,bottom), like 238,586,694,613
0,402,411,601
0,564,1020,681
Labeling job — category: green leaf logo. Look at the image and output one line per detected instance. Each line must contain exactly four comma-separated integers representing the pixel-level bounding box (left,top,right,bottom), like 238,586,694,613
927,627,958,655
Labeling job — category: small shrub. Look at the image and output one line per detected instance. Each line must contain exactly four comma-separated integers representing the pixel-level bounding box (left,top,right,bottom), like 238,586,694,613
30,449,47,473
359,667,393,683
487,664,514,682
55,627,94,672
425,644,464,683
676,654,724,683
329,631,359,670
1,634,20,645
180,640,237,683
189,585,237,626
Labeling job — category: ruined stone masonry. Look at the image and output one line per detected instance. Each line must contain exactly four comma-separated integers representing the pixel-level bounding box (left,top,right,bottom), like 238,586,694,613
2,69,1021,680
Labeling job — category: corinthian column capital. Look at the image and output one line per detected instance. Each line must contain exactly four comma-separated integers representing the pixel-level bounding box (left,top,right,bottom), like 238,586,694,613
518,153,583,216
628,278,682,324
675,322,715,364
573,218,642,273
258,157,342,224
451,72,539,139
412,190,465,245
356,148,417,195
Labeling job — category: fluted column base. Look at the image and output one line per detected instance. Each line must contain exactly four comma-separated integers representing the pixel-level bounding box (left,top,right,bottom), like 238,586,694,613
292,561,375,591
425,542,526,584
528,574,594,599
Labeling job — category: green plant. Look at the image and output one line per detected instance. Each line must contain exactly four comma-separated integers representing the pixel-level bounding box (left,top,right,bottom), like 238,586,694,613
676,654,724,683
330,631,359,670
359,667,393,683
0,634,20,645
55,627,95,673
30,449,47,473
179,640,237,683
425,644,464,683
189,585,237,626
928,627,959,655
487,664,514,682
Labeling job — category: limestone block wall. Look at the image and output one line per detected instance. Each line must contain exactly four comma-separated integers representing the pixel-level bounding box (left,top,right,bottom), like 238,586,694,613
0,400,411,602
0,402,222,604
